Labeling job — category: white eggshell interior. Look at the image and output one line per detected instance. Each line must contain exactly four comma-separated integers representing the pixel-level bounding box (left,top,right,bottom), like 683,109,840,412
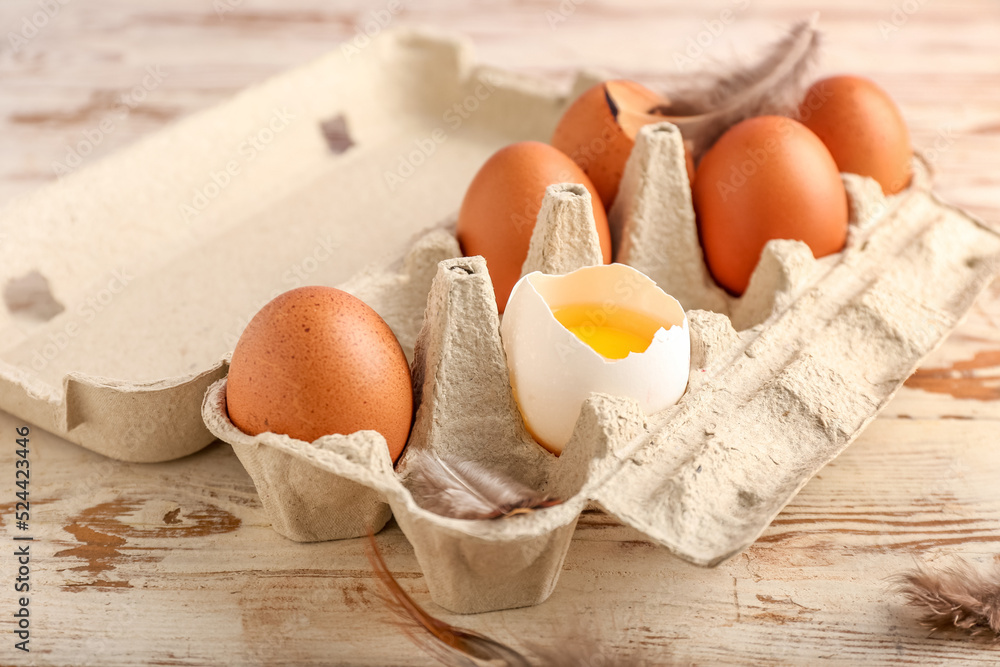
501,263,690,453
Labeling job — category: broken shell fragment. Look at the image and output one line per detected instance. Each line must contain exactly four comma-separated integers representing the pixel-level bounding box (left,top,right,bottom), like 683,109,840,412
501,263,690,455
552,80,674,208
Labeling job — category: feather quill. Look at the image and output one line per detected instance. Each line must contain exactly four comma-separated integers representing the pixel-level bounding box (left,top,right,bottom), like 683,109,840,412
892,558,1000,640
367,534,659,666
366,533,532,666
650,14,822,161
404,450,560,520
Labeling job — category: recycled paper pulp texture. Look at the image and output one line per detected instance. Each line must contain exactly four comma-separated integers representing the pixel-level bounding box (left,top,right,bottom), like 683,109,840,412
203,40,1000,611
0,30,562,461
0,28,997,613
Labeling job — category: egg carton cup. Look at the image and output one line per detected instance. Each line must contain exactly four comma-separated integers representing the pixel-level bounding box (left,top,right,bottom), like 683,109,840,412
203,119,1000,613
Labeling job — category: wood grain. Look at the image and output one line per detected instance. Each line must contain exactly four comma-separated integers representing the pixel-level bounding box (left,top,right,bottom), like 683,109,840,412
1,0,999,665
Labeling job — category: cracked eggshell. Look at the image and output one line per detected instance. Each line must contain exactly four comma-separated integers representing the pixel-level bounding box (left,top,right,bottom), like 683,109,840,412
551,80,671,208
501,263,689,455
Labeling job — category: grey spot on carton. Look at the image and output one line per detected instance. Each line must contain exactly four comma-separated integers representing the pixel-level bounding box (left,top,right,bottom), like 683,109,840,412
319,113,354,154
738,490,762,510
3,270,65,321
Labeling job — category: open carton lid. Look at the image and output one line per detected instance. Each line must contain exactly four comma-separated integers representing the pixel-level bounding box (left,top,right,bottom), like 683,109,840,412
0,29,565,461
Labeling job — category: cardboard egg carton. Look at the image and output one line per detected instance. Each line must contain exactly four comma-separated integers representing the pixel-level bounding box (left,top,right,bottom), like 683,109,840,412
205,114,1000,613
1,27,997,614
0,29,557,462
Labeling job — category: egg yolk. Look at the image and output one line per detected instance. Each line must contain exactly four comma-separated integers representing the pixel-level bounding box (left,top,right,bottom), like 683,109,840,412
552,304,664,360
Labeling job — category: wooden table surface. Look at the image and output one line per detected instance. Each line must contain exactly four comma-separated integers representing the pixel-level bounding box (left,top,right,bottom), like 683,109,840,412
2,1,1000,665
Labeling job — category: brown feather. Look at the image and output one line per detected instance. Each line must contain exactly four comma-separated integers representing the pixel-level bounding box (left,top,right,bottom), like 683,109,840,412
403,450,560,520
367,534,664,666
651,14,822,161
366,533,531,666
892,557,1000,640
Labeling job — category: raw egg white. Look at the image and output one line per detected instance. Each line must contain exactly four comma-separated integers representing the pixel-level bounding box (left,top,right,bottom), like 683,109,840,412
501,264,690,455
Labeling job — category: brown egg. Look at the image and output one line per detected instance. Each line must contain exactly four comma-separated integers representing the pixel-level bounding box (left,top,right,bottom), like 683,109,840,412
694,116,848,296
226,286,413,463
798,75,912,195
552,80,675,207
456,141,612,312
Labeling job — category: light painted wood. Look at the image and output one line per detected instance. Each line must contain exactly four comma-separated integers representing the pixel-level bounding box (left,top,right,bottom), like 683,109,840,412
1,0,999,664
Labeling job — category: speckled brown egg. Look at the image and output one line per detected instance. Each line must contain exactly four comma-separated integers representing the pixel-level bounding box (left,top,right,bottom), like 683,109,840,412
226,286,413,463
